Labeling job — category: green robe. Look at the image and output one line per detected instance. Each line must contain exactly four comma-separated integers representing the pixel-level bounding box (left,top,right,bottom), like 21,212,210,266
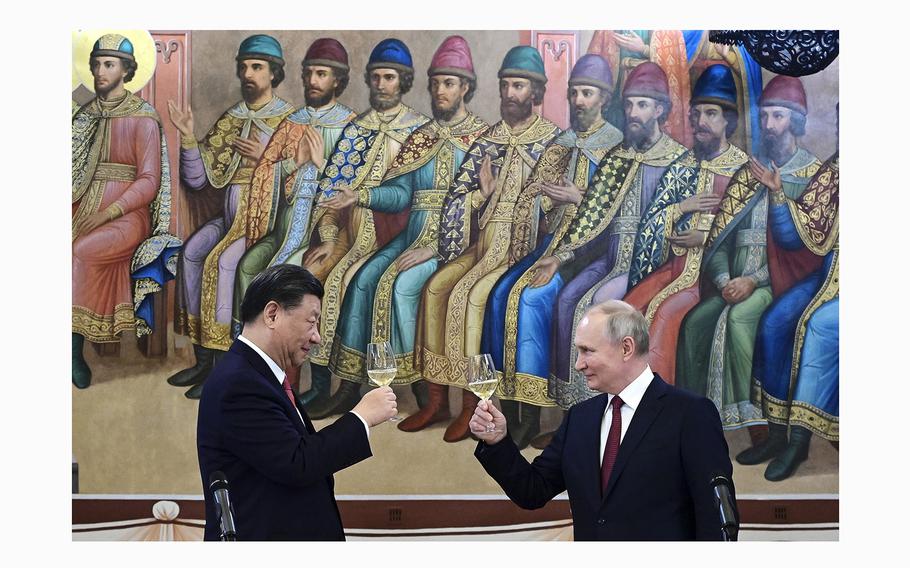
676,147,821,428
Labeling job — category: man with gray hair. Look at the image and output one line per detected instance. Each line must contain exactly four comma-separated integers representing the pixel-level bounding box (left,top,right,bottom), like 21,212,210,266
470,299,735,540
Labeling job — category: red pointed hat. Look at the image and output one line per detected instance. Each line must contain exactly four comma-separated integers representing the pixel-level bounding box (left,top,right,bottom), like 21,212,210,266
759,75,807,115
428,35,476,81
622,61,670,104
303,38,349,72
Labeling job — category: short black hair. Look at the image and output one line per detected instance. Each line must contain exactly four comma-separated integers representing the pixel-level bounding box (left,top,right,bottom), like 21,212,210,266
122,58,137,83
334,68,350,97
269,61,285,88
236,60,285,88
530,79,546,106
240,264,323,324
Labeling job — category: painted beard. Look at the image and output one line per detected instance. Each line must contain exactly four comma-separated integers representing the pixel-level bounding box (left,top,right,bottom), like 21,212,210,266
693,129,723,160
623,116,656,150
370,89,402,112
94,76,122,97
500,96,533,124
760,131,790,163
571,105,601,132
305,88,334,109
241,81,269,102
432,97,462,122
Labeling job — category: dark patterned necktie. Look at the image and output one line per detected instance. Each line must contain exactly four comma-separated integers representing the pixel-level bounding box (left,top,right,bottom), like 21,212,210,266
601,395,624,495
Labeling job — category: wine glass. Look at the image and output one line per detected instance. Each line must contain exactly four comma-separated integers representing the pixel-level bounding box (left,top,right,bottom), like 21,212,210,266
366,341,401,422
466,353,500,433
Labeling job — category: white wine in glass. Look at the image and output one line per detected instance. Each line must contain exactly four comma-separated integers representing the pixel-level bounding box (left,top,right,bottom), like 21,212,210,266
367,342,401,422
467,353,500,433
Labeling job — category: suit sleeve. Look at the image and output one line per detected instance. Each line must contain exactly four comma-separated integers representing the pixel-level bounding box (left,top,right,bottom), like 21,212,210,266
680,396,736,541
220,379,372,488
474,412,569,509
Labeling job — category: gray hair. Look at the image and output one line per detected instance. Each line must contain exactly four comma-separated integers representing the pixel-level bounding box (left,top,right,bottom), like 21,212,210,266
582,300,649,356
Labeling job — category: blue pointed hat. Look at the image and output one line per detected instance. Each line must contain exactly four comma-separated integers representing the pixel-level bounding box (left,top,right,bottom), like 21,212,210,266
498,45,547,83
236,34,285,66
367,38,414,74
91,34,135,62
691,64,737,110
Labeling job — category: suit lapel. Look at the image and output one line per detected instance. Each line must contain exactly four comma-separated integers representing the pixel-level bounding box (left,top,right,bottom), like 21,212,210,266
602,375,669,503
232,340,311,434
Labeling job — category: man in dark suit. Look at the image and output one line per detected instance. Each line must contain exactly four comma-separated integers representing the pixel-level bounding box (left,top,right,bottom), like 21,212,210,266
197,264,397,540
470,300,735,540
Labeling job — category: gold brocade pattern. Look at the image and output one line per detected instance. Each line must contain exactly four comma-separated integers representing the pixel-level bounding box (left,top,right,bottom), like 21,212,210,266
444,138,528,363
311,106,431,366
562,146,684,390
757,377,839,440
310,208,378,367
72,304,135,343
332,342,420,385
197,98,295,190
500,151,603,393
369,116,488,355
787,154,839,256
421,346,469,388
509,144,572,263
195,100,294,350
245,120,304,244
705,166,763,249
93,162,137,182
495,372,558,406
644,147,748,322
556,135,686,256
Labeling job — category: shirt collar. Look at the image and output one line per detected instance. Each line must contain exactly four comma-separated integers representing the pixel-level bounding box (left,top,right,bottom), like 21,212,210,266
238,334,285,385
609,365,654,411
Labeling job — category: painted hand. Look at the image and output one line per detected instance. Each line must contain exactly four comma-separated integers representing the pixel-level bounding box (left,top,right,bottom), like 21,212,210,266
166,100,194,138
396,247,435,273
529,256,560,288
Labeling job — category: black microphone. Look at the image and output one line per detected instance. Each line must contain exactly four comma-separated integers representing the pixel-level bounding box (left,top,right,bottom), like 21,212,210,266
710,473,738,541
209,471,237,541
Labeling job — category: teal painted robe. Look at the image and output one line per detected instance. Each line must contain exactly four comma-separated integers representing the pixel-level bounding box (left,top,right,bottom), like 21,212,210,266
328,113,490,383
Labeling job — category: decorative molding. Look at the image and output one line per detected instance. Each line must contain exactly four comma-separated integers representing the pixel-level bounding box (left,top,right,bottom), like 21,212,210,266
156,39,180,65
543,39,570,62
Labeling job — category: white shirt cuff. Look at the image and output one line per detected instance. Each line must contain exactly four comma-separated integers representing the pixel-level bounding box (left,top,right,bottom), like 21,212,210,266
349,410,371,440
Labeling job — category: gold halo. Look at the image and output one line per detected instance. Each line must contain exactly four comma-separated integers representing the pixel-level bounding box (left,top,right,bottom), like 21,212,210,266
74,30,157,93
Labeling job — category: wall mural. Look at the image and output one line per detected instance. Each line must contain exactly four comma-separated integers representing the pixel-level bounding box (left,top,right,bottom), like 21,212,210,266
72,29,839,528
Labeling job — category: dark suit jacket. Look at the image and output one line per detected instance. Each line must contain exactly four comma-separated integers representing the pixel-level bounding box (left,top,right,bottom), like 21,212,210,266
475,374,735,540
197,340,371,541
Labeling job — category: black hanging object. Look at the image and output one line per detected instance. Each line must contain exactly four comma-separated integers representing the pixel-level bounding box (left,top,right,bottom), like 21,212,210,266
709,30,839,76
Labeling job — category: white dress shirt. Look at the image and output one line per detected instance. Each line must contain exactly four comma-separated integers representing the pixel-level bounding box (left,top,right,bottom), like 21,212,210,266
237,335,370,438
599,366,654,463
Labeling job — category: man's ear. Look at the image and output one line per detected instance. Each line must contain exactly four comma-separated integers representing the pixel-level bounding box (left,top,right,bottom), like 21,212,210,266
263,301,280,328
621,336,636,360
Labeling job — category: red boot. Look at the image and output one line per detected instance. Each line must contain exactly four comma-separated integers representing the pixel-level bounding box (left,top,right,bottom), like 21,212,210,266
443,389,479,443
398,382,450,432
